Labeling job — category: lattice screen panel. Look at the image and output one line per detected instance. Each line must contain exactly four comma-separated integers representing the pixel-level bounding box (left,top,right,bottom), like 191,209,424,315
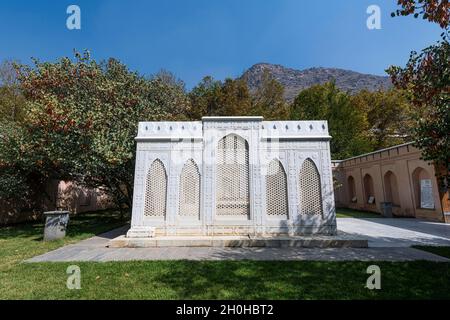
179,159,201,217
299,159,323,216
266,160,289,216
144,159,167,217
216,135,250,216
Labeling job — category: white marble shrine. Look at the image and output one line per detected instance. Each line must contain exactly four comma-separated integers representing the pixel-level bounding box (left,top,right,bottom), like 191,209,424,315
127,116,337,238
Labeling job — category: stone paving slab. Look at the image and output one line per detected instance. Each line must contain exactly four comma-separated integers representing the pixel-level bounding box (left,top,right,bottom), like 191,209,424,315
338,218,450,247
25,218,450,263
27,246,449,262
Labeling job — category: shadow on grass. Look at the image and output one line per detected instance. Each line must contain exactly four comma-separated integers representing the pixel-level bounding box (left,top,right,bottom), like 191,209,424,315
0,209,129,241
2,259,450,299
0,209,130,273
139,260,450,299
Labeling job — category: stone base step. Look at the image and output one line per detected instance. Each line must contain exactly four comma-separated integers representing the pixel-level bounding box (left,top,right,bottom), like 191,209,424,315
108,234,368,248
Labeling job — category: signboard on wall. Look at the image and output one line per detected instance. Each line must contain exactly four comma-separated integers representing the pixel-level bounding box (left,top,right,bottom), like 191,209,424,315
420,179,435,209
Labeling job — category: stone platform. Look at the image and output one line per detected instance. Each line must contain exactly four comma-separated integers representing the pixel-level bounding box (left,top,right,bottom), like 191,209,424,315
108,233,368,248
26,219,450,262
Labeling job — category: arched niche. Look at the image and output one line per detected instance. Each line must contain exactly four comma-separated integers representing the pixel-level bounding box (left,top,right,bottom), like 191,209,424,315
144,159,167,218
216,134,250,217
266,159,289,217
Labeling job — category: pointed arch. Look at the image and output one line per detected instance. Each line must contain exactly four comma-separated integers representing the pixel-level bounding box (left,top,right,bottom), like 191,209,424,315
144,159,167,217
412,167,435,209
216,134,250,216
266,159,289,217
363,174,375,204
179,159,201,217
348,175,356,202
384,171,400,206
299,158,323,216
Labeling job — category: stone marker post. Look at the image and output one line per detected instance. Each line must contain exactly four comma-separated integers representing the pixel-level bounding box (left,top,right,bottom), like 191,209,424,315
43,211,70,241
380,202,393,218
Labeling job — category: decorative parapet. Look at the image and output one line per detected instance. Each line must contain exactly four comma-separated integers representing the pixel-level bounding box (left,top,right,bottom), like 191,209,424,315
135,118,331,141
261,120,331,140
135,121,203,142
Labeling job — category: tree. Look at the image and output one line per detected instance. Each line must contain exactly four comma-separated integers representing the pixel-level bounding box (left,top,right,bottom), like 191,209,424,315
189,77,252,118
290,82,372,159
250,70,289,120
152,69,186,91
387,41,450,189
188,76,223,119
391,0,450,30
351,89,414,149
388,0,450,194
0,60,26,122
0,122,31,204
1,51,190,213
147,71,192,121
218,78,252,116
0,60,27,204
189,73,288,119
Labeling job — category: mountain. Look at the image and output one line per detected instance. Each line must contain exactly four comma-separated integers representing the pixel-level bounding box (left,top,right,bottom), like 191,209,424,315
241,63,392,102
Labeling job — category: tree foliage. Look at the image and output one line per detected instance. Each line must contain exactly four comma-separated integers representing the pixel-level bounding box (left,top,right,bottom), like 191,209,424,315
189,77,252,117
392,0,450,30
351,89,414,149
218,78,253,116
387,41,450,188
389,0,450,190
0,122,31,202
0,60,26,123
189,72,288,120
290,82,372,159
0,51,190,211
250,70,289,120
188,76,223,118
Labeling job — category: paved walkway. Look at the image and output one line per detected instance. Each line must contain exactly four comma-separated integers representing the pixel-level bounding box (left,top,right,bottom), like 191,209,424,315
27,218,450,263
338,218,450,247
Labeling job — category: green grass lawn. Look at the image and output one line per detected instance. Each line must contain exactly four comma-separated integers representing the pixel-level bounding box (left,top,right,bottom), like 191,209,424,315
0,209,129,272
412,246,450,259
336,208,381,218
1,209,449,299
2,260,450,299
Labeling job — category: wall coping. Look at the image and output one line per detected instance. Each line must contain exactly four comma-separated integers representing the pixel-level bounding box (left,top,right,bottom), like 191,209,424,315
332,141,416,164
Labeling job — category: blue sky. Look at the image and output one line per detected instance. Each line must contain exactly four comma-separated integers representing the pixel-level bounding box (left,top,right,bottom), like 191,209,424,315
0,0,442,89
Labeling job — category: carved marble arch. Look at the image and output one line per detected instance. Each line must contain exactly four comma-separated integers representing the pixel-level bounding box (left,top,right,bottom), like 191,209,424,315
299,158,323,216
266,159,289,217
179,159,201,217
216,134,250,216
144,159,167,217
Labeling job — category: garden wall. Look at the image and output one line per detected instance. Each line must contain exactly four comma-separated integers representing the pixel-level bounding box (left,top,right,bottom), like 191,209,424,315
0,180,115,225
332,142,447,223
